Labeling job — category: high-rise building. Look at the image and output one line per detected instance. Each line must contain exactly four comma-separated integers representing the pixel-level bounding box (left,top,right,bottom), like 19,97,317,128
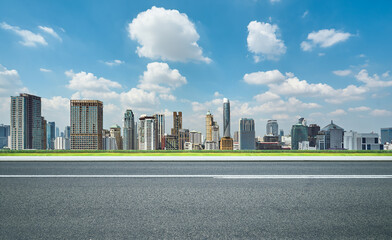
233,131,239,143
55,127,59,138
308,124,320,147
266,120,278,136
381,128,392,144
47,122,55,150
64,126,70,139
206,111,213,141
190,131,202,145
223,98,230,138
239,118,255,150
41,117,47,150
138,115,156,150
344,131,383,150
0,124,10,149
110,124,122,150
221,98,233,150
163,134,178,150
171,112,182,137
205,111,220,150
291,118,308,150
178,129,190,150
154,113,165,150
10,93,43,150
319,121,344,149
123,109,136,150
70,100,103,150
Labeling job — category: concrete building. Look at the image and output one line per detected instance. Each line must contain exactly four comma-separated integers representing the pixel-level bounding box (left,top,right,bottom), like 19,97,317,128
110,124,123,150
189,130,203,150
344,131,383,150
233,131,239,143
298,141,316,150
308,124,320,147
266,120,278,136
239,118,255,150
256,142,282,150
205,141,219,150
381,128,392,144
10,93,43,150
291,118,308,150
319,121,344,150
163,134,178,150
178,129,190,150
55,137,70,150
264,135,279,143
206,111,214,142
138,115,156,150
123,109,136,150
0,124,10,149
205,111,220,150
70,100,103,150
154,114,165,150
64,126,70,139
47,121,55,150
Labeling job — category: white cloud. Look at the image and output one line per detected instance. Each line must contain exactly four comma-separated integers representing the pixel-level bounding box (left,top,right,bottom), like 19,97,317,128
138,62,187,94
301,29,352,51
104,60,124,66
356,69,392,88
0,22,47,47
66,70,122,92
40,68,52,73
214,91,223,97
272,114,289,120
382,71,390,78
0,64,24,97
128,6,211,63
243,70,285,85
41,96,70,128
370,109,392,117
159,93,176,101
302,11,309,18
120,88,158,110
38,26,62,41
329,109,346,116
333,69,352,77
247,21,286,61
348,106,370,112
253,91,280,102
318,53,325,56
253,97,321,113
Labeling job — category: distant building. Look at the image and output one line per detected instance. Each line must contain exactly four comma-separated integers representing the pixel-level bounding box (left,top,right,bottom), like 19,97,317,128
291,118,308,150
233,131,239,143
256,142,282,150
154,114,165,150
308,124,320,147
171,111,182,148
319,121,344,150
0,124,10,149
41,117,46,150
47,122,55,150
110,124,123,150
123,109,136,150
184,142,193,150
178,129,190,150
190,130,203,150
205,110,220,150
381,128,392,144
138,115,156,150
70,100,103,150
239,118,255,150
205,141,219,150
298,141,316,150
220,137,234,150
55,137,70,150
220,98,233,150
266,120,278,136
10,93,43,150
55,127,60,138
264,135,279,143
344,131,383,150
206,111,214,142
64,126,70,139
163,134,178,150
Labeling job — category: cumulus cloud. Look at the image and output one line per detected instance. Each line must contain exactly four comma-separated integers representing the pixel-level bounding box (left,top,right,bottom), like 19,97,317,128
301,29,352,51
0,64,24,97
138,62,187,94
348,106,370,112
128,6,211,63
120,88,159,110
104,60,124,66
40,68,52,73
370,109,392,117
329,109,346,116
159,93,176,101
253,91,281,102
214,91,223,97
333,69,352,77
382,71,390,78
243,70,285,85
247,21,286,61
38,26,62,41
253,97,321,113
1,22,47,47
355,69,392,88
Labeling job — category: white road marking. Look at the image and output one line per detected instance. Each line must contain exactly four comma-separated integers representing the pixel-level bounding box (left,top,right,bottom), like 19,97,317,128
0,175,392,179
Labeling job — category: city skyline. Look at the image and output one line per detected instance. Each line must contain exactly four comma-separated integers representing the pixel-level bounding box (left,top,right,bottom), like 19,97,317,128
1,1,392,137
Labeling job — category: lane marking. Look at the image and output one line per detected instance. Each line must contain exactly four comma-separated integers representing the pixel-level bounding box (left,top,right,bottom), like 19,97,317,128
1,175,392,179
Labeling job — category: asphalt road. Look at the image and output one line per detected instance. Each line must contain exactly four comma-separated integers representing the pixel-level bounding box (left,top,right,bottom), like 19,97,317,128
1,161,392,239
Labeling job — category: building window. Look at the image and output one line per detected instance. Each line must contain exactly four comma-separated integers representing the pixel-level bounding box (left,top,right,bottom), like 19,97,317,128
362,138,366,144
375,138,378,144
362,144,366,150
367,144,371,150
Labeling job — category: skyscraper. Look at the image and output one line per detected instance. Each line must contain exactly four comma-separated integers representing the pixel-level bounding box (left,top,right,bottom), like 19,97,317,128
266,120,278,136
206,111,213,141
123,109,136,150
0,124,10,149
70,100,103,150
381,128,392,144
178,128,190,150
221,98,233,150
47,122,55,150
64,126,70,139
223,98,230,138
110,124,122,150
41,117,46,150
138,115,156,150
239,118,255,150
154,113,165,150
10,93,43,150
291,117,308,150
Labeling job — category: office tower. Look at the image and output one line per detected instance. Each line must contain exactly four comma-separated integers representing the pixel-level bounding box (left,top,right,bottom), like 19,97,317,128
70,100,103,150
206,111,213,141
319,120,344,149
223,98,230,138
344,131,383,150
10,93,43,150
55,127,59,138
154,113,165,150
221,98,233,150
190,131,202,145
123,110,135,150
171,112,182,137
64,126,71,139
110,124,123,150
266,120,278,136
239,118,255,150
233,131,239,143
0,124,10,149
47,122,55,150
178,129,190,150
291,117,308,150
138,115,156,150
308,124,320,147
279,129,284,142
41,117,46,150
381,128,392,144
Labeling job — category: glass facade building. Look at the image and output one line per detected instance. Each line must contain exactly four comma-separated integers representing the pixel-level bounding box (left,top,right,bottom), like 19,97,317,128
266,120,278,136
223,98,230,138
123,109,136,150
291,118,308,150
381,128,392,144
239,118,255,150
47,121,55,150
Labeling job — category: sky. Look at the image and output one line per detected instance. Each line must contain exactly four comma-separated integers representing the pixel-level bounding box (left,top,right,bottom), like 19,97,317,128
0,0,391,137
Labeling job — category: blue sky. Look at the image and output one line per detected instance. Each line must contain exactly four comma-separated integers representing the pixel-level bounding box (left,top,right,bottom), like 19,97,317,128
0,0,391,137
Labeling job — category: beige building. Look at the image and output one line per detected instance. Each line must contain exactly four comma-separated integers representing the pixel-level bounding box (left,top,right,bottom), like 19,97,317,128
110,124,123,150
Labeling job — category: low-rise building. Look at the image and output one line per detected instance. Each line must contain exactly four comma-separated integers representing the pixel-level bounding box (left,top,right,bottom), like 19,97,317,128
344,131,383,150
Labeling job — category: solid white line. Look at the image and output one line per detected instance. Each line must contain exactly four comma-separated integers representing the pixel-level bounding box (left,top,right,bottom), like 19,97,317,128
0,175,392,179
